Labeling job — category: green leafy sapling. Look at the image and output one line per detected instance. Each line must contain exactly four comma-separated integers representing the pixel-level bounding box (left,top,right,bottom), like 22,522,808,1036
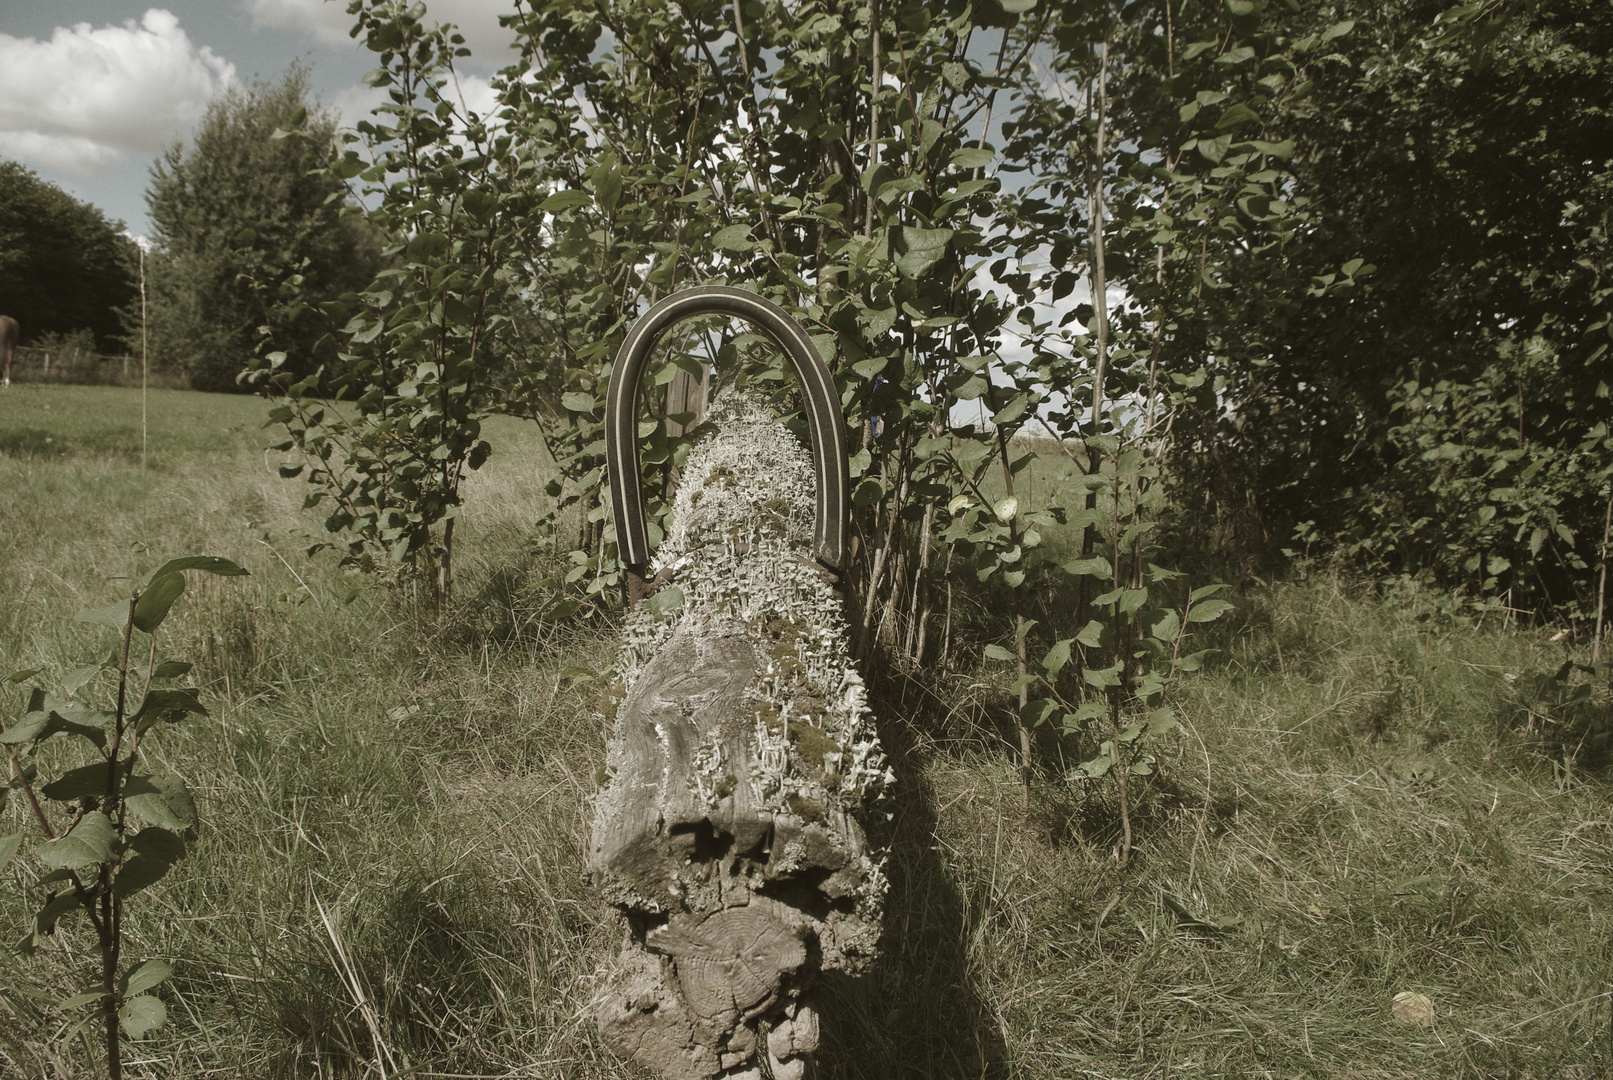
1,556,247,1079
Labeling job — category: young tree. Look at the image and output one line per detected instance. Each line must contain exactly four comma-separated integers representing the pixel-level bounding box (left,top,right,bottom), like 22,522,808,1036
144,66,384,393
0,161,139,353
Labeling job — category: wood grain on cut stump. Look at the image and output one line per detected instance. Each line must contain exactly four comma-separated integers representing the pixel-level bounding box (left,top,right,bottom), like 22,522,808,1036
590,387,889,1080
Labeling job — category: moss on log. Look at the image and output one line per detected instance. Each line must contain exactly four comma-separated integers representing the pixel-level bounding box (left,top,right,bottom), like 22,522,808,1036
591,387,889,1080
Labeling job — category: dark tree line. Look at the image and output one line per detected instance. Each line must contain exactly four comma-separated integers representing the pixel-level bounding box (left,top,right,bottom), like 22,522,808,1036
0,162,139,353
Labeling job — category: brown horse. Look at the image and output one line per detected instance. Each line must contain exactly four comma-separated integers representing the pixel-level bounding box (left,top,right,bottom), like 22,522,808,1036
0,315,16,387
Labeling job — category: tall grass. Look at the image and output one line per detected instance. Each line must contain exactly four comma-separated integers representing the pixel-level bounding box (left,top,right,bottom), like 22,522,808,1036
1,383,1609,1078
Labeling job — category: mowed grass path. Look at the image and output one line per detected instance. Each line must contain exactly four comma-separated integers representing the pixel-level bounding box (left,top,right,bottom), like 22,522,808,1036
2,383,1610,1078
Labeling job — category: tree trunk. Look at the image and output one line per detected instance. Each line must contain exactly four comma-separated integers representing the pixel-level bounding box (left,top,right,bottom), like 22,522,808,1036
591,387,888,1080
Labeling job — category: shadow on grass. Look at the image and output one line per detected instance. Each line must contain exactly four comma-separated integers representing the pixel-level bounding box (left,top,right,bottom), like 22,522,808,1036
0,425,143,460
813,670,1009,1080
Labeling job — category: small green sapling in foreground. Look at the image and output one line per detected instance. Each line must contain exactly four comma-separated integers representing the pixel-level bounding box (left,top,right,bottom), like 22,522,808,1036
1,556,247,1079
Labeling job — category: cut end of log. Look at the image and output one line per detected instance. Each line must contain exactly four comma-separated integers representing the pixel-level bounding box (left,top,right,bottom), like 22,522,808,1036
592,386,888,1078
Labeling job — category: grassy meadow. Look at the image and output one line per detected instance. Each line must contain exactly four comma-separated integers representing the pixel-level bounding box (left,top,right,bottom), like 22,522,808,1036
1,383,1610,1078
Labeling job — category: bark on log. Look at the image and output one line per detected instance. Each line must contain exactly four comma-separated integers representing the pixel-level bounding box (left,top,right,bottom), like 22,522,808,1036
591,387,889,1080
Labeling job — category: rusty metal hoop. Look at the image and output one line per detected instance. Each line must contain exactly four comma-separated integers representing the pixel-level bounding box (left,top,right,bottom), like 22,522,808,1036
605,285,849,574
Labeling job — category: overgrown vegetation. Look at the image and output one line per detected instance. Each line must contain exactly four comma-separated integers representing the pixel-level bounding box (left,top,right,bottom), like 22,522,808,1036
3,384,1611,1077
231,0,1608,820
5,0,1607,1074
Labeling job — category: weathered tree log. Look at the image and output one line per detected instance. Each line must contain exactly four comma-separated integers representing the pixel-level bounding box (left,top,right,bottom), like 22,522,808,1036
591,387,889,1080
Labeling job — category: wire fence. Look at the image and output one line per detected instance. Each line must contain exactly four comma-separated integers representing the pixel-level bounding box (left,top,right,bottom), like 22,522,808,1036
9,345,189,389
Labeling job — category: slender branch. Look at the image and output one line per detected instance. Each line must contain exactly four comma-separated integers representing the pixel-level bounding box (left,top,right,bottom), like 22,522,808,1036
5,744,55,840
1594,483,1612,664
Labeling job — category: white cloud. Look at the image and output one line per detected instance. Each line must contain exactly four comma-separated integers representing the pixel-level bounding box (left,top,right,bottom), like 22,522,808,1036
331,71,502,133
245,0,522,64
0,9,236,176
330,82,390,129
449,72,503,121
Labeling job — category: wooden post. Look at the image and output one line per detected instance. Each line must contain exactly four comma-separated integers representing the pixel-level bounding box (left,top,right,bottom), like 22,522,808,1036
591,386,888,1080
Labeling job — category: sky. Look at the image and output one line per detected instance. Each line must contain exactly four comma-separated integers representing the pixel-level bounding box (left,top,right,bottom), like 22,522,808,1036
0,0,523,240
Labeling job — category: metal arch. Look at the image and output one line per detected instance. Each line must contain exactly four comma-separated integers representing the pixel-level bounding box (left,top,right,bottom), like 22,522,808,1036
605,285,849,572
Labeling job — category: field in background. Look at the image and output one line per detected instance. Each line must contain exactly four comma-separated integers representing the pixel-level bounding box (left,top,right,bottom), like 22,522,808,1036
0,384,1609,1078
7,346,191,391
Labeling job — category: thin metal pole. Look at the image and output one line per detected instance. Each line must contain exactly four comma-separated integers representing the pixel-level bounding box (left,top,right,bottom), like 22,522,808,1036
140,245,148,472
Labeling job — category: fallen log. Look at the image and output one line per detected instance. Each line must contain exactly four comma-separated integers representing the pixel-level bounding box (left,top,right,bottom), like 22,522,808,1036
590,289,888,1080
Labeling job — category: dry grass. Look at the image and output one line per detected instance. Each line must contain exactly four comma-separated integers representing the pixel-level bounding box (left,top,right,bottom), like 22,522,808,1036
1,384,1610,1078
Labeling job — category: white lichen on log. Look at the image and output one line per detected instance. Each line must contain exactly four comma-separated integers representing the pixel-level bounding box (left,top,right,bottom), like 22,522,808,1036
590,386,889,1080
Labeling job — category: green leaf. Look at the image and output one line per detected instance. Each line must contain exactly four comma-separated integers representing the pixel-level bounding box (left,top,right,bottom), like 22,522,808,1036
1147,708,1178,736
1042,638,1073,677
593,164,624,212
712,224,754,251
151,661,192,679
75,602,129,630
1144,607,1180,642
41,761,120,802
950,147,995,169
1075,619,1105,648
1021,698,1058,728
998,0,1037,10
119,995,167,1038
133,572,186,633
130,689,206,734
1189,583,1230,602
1196,135,1231,163
1064,556,1113,578
644,586,685,621
953,374,989,400
0,834,21,873
1082,663,1122,689
983,644,1016,662
61,664,102,695
1215,103,1260,131
561,391,597,413
852,477,884,505
142,557,248,584
895,226,953,278
5,667,43,684
406,232,451,261
123,959,174,998
34,888,86,937
36,812,116,870
992,393,1031,426
1321,18,1355,42
123,775,198,830
114,830,185,899
540,189,591,213
57,989,112,1012
1176,649,1214,672
0,705,108,749
1187,598,1234,623
1075,751,1113,778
